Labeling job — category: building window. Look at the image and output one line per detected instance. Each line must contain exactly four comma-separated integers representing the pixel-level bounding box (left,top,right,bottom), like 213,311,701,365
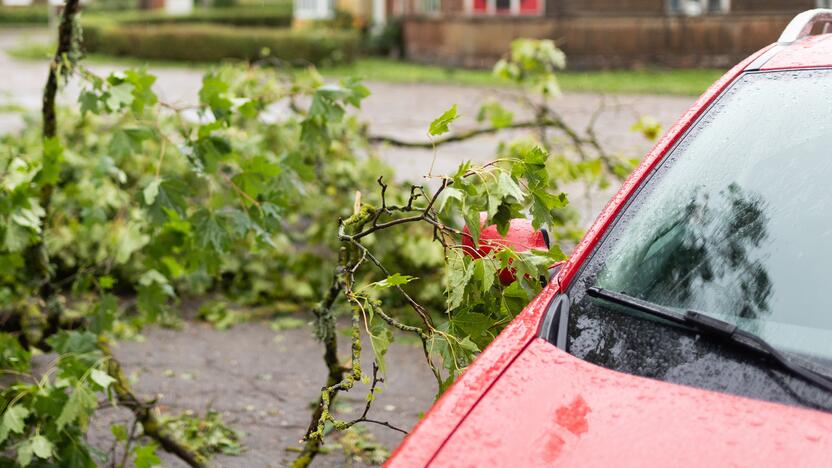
420,0,440,13
294,0,334,20
668,0,729,15
469,0,542,15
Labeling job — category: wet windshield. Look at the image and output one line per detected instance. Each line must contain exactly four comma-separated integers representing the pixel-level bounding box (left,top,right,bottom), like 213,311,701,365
566,69,832,407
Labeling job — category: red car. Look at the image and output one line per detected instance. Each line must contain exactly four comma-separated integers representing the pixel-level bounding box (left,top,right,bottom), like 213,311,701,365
389,9,832,467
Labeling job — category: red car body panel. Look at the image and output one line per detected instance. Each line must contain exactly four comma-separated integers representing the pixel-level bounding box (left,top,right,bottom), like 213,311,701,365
432,339,832,467
462,216,550,284
762,34,832,70
388,33,832,468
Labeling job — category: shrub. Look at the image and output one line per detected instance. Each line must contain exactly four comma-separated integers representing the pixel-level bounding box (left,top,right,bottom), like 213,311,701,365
97,5,293,27
364,19,404,57
0,5,49,24
83,23,360,65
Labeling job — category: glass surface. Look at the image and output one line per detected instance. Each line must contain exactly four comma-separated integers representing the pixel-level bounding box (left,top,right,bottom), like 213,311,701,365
578,69,832,361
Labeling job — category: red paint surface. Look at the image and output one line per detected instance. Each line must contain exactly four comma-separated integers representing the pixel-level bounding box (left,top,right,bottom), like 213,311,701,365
763,34,832,70
387,45,791,466
519,0,539,14
461,216,549,284
387,280,562,467
431,339,832,467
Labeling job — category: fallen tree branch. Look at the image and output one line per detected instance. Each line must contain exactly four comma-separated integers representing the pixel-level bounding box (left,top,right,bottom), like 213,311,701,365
292,274,348,468
341,363,408,435
368,120,549,148
99,339,208,468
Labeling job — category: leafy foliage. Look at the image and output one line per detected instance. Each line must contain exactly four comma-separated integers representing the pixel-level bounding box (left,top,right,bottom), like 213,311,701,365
158,411,242,457
297,41,651,465
1,27,653,467
0,330,113,467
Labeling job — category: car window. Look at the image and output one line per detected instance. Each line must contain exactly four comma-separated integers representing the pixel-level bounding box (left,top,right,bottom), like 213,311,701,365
565,69,832,409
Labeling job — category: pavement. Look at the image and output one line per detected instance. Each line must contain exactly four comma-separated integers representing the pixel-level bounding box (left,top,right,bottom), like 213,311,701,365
2,28,695,466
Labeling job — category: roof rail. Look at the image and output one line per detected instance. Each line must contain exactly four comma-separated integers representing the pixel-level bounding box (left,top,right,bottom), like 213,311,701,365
779,9,832,44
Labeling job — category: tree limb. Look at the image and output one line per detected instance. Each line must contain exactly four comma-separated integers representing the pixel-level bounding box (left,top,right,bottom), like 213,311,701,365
99,339,208,468
368,120,550,148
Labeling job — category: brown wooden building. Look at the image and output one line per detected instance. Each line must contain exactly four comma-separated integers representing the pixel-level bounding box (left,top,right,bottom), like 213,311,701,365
400,0,830,68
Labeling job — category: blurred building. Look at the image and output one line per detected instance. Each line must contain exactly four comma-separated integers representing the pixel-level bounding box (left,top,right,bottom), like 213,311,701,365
391,0,832,68
138,0,192,14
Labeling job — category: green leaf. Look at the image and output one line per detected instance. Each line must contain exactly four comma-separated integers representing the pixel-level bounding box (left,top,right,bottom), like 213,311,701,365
476,101,514,129
114,222,149,265
192,209,230,254
46,330,98,355
134,443,161,468
446,255,474,310
429,104,459,136
90,369,116,390
37,137,64,185
30,435,54,460
457,336,480,353
88,295,117,335
10,205,45,232
143,179,161,205
472,258,497,292
0,405,30,444
436,187,463,213
199,73,233,120
146,178,188,223
4,223,30,252
194,135,232,173
369,324,393,375
529,189,567,230
109,127,153,158
106,82,135,111
545,243,567,263
450,310,491,339
16,434,54,466
630,116,662,141
371,273,416,289
341,77,371,108
79,90,100,115
98,275,115,290
463,210,482,247
495,172,525,202
56,384,97,431
59,441,96,468
124,68,158,116
111,423,128,442
17,439,34,467
0,332,31,372
500,281,531,316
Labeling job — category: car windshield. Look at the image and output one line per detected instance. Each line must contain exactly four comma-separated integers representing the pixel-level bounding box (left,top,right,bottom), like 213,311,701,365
573,68,832,364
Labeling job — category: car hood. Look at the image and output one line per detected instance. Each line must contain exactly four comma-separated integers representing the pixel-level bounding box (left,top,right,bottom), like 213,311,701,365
430,338,832,467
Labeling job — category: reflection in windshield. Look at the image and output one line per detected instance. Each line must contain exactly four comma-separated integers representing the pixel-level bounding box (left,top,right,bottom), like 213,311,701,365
564,69,832,408
598,183,772,324
572,69,832,361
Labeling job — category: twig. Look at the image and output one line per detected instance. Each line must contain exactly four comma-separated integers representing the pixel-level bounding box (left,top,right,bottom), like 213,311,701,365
118,416,140,468
368,120,548,149
99,340,208,468
340,363,408,435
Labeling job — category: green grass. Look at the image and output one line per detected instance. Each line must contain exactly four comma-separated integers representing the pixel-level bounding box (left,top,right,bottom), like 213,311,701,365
7,39,723,96
6,40,52,61
0,5,49,25
321,58,725,96
7,40,212,69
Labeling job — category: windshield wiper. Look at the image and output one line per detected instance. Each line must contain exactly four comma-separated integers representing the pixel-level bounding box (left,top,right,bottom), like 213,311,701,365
587,286,832,394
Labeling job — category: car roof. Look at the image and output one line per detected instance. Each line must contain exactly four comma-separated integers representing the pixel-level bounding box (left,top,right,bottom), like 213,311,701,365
759,33,832,70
